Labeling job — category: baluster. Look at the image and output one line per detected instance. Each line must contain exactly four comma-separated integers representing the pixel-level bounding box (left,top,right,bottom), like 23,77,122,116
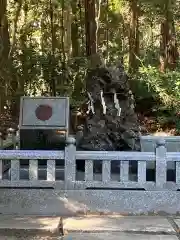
85,160,93,181
11,160,20,181
0,159,2,180
102,160,111,182
120,161,129,182
47,160,55,181
138,161,146,183
176,162,180,184
29,160,38,180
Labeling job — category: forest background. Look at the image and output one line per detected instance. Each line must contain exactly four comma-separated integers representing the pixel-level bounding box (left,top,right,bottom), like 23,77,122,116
0,0,180,134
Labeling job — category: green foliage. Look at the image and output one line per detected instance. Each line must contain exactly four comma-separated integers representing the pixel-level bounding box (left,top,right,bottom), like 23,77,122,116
138,65,180,109
0,0,179,133
135,63,180,132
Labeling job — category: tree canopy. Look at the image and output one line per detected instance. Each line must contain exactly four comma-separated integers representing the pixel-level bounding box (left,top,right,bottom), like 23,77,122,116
0,0,180,133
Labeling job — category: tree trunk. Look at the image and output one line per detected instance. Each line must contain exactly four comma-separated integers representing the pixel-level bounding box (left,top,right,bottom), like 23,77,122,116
64,4,72,57
128,0,140,74
0,0,10,59
71,0,79,57
9,0,23,56
84,0,97,56
11,0,26,119
0,0,10,114
49,0,56,96
159,1,178,72
71,0,83,99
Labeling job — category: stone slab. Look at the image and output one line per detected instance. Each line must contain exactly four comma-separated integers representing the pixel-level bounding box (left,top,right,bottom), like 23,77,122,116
63,233,178,240
173,218,180,233
0,216,61,235
0,236,61,240
63,216,175,233
0,233,177,240
1,190,180,215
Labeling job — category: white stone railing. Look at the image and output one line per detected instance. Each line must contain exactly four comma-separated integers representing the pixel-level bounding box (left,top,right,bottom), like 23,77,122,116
141,135,180,152
0,137,180,191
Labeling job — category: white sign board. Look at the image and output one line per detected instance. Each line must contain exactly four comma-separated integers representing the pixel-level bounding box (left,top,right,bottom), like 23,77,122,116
19,96,69,130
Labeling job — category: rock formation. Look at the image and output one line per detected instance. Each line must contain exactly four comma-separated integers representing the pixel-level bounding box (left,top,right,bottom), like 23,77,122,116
78,57,141,151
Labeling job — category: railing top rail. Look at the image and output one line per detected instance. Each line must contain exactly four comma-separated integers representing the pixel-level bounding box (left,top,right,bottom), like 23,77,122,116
0,150,64,159
141,135,180,141
167,152,180,161
76,151,155,160
75,151,180,161
0,150,155,161
0,148,180,161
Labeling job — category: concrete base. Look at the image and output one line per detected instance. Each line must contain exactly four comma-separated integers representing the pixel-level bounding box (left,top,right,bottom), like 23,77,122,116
0,215,179,239
63,215,180,240
63,216,175,233
0,216,62,237
1,189,180,215
0,233,177,240
63,233,178,240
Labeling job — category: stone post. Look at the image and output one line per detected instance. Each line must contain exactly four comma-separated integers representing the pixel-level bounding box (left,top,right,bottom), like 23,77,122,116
0,132,3,149
155,138,167,189
76,125,84,147
65,136,76,189
8,128,17,149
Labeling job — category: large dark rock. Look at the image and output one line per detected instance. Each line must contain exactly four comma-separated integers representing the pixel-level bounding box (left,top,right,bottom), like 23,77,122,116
78,59,141,151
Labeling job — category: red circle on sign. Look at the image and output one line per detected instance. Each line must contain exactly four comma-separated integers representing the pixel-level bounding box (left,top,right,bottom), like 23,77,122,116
35,104,52,121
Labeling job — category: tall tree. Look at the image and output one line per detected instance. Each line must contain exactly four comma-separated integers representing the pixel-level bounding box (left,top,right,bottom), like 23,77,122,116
84,0,97,56
71,0,79,57
159,0,178,72
128,0,140,74
49,0,56,95
0,0,10,113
